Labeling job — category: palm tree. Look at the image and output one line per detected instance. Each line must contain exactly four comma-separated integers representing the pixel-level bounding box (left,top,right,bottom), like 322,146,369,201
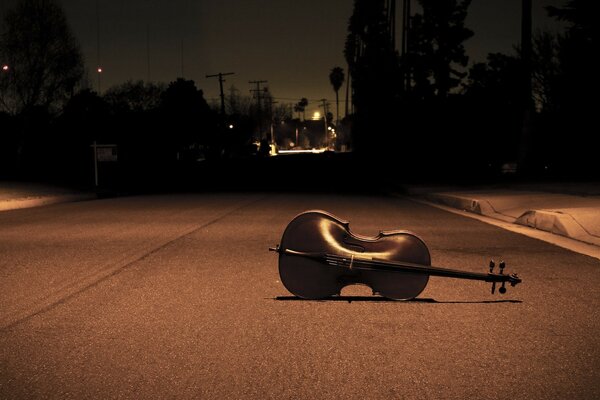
297,97,308,121
329,67,345,125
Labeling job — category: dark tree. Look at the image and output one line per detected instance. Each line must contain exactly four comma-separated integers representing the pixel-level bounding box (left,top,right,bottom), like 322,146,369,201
329,67,345,125
344,0,398,159
226,85,253,116
464,53,521,104
0,0,84,114
294,97,308,121
531,31,562,114
541,0,597,176
159,78,217,160
103,80,166,113
463,53,523,167
408,0,473,99
544,0,595,116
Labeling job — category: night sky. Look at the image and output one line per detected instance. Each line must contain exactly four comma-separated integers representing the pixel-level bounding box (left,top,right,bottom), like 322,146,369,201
2,0,565,113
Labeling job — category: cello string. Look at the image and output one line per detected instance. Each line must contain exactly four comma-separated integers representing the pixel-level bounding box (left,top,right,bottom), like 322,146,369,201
323,253,502,281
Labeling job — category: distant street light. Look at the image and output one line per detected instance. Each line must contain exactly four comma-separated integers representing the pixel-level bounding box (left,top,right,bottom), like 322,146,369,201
97,66,103,93
2,65,8,72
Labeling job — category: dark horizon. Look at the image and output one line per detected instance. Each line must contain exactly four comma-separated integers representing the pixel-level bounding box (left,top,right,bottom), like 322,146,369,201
1,0,565,111
1,0,594,187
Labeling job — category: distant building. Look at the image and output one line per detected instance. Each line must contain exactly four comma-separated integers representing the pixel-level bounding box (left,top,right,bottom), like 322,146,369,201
273,119,332,150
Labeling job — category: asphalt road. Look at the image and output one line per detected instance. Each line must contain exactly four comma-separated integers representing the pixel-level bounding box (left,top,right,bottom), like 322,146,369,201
1,193,599,399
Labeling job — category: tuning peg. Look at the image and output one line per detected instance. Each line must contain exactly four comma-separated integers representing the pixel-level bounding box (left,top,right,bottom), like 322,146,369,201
489,260,495,273
499,282,507,294
491,282,496,294
499,261,505,274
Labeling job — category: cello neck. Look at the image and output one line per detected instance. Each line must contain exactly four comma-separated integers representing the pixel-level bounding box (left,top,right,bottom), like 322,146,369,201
281,248,515,284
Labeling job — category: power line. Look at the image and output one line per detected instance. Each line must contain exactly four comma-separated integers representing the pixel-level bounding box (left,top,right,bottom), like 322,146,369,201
180,39,184,78
96,0,102,93
204,96,347,104
146,25,150,82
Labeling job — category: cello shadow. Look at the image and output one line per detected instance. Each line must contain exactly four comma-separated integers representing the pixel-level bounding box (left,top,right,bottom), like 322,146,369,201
273,296,522,304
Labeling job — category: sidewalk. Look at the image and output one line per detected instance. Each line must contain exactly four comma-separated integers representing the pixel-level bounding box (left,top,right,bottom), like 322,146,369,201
407,183,600,248
0,181,96,212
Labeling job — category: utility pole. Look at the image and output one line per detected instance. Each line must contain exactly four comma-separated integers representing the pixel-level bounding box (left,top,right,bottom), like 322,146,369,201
249,80,268,139
401,0,411,93
180,39,184,78
146,25,151,82
389,0,396,50
206,72,235,116
265,91,278,145
320,99,330,149
96,0,102,94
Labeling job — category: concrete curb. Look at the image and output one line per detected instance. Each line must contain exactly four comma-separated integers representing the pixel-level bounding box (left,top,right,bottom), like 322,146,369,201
423,193,600,247
0,193,97,212
423,193,513,222
515,210,600,246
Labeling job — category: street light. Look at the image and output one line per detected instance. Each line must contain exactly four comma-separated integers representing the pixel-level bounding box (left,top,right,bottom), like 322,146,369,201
97,66,103,93
2,65,8,72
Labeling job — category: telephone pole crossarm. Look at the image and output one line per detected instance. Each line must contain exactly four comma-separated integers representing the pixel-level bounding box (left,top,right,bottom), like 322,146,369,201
206,72,235,116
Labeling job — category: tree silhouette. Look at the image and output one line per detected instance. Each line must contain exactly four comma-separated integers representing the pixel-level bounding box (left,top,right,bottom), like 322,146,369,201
344,0,397,158
463,53,522,166
329,67,345,125
103,80,166,113
530,31,561,114
159,78,215,159
542,0,597,176
295,97,308,121
409,0,473,99
0,0,84,114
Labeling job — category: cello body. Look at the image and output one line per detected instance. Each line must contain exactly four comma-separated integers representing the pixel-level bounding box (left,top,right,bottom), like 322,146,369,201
277,210,431,300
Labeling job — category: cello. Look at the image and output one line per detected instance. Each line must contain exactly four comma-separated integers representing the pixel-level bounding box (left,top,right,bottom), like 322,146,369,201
270,210,522,300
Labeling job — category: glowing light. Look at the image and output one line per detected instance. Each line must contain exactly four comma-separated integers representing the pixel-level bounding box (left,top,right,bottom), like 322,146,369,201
278,148,327,155
327,126,332,131
312,111,321,120
97,67,103,73
229,124,234,129
1,65,8,71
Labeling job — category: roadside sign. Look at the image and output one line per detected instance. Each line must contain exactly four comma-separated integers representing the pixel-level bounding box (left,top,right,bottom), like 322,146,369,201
91,142,118,187
97,147,118,162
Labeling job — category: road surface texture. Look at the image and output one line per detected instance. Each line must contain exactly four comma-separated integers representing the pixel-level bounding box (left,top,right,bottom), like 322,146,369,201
1,193,599,399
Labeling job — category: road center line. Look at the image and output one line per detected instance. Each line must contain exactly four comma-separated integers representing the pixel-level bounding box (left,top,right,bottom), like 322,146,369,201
0,194,269,331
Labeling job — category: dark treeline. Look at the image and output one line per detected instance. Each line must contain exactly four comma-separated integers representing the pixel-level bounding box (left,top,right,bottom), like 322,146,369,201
0,0,284,189
0,76,238,188
345,0,597,181
0,0,597,191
